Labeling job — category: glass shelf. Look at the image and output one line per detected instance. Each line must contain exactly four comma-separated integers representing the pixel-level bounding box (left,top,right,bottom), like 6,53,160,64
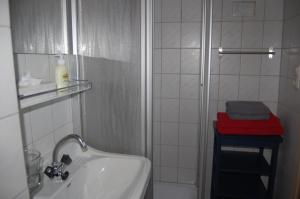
19,81,92,109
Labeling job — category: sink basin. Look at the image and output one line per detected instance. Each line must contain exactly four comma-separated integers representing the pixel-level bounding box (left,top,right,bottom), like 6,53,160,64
34,147,151,199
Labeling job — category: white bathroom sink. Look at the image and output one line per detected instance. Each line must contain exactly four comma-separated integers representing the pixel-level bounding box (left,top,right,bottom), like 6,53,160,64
34,147,151,199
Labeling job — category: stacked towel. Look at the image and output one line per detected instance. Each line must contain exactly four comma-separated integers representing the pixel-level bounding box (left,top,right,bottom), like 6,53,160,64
226,101,270,120
216,112,283,135
216,101,284,136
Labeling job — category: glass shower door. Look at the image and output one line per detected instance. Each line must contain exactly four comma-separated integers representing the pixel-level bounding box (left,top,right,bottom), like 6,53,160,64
77,0,146,156
152,0,205,198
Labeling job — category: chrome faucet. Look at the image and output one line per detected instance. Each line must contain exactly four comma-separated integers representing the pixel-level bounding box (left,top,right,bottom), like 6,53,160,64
52,134,88,164
44,134,88,180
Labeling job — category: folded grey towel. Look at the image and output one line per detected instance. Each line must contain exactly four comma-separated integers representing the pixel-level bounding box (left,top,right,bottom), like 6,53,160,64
227,113,270,120
226,101,270,120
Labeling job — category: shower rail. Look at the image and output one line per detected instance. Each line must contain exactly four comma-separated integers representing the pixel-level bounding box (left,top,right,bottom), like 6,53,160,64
218,47,275,58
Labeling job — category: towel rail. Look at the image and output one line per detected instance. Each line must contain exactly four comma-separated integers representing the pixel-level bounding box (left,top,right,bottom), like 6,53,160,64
218,47,275,59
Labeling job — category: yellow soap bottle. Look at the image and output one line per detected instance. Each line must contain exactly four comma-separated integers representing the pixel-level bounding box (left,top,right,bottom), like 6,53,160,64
55,54,69,89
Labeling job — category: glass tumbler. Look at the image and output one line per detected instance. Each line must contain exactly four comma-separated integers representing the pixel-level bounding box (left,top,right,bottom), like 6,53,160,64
24,149,43,191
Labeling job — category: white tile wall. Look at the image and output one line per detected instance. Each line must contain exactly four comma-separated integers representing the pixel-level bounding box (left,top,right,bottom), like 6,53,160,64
161,99,180,122
162,23,181,48
153,99,161,122
161,122,179,145
209,75,219,100
181,23,201,48
179,100,199,123
19,54,50,81
222,0,242,21
160,167,178,182
0,115,28,199
162,49,181,73
243,0,265,21
265,0,284,20
221,22,242,48
15,52,80,171
242,22,263,48
154,49,162,73
153,145,161,166
52,99,72,129
30,105,54,142
180,75,199,99
0,0,10,26
220,54,241,75
34,133,55,157
212,22,221,48
263,21,283,48
153,166,160,181
240,54,262,75
210,50,220,74
0,28,19,118
153,74,162,98
212,0,222,21
0,2,29,198
16,53,75,82
238,76,260,100
259,76,280,101
162,0,181,22
182,0,202,22
153,0,200,184
21,97,74,165
179,123,198,147
181,49,200,74
153,0,283,187
178,147,198,169
161,146,178,167
154,0,162,22
153,122,161,145
161,74,180,98
218,75,239,100
210,0,283,111
154,23,162,48
205,0,284,197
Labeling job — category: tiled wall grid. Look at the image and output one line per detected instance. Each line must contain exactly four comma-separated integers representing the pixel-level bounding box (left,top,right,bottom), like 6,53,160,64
0,0,30,198
153,0,202,184
21,98,74,166
16,53,80,166
205,0,283,197
152,0,283,185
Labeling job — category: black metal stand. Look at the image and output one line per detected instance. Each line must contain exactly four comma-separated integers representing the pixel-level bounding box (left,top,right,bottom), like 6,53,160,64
211,122,282,199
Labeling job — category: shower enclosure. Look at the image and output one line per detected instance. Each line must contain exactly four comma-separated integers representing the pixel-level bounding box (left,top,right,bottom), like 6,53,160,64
79,0,212,198
152,0,211,198
78,0,151,156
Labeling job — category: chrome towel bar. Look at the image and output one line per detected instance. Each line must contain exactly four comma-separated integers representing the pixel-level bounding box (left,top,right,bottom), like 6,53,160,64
218,47,275,59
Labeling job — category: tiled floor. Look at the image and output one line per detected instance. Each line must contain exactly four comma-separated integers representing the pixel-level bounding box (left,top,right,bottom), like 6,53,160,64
154,182,197,199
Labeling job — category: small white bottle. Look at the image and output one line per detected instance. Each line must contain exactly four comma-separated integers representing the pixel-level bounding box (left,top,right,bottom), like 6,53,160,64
55,54,69,89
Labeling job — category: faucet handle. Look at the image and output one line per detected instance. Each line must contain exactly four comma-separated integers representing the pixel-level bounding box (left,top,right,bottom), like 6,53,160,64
61,171,69,180
61,154,72,165
44,166,55,179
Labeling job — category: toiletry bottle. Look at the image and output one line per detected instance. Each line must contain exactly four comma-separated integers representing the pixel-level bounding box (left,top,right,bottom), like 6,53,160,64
55,54,69,89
